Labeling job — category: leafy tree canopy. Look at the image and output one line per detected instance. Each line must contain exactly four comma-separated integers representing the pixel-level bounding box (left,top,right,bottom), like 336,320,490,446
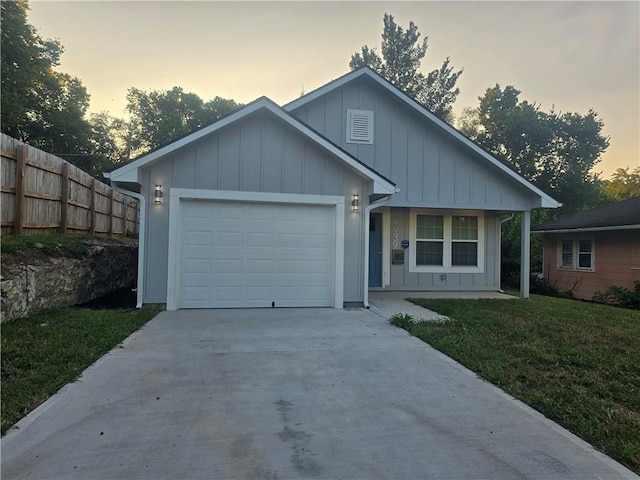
459,85,610,214
350,13,463,122
602,166,640,201
126,87,241,156
1,0,94,169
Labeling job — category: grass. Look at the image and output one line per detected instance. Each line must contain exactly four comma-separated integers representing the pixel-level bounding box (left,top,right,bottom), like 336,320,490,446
391,295,640,474
1,233,136,257
1,305,162,435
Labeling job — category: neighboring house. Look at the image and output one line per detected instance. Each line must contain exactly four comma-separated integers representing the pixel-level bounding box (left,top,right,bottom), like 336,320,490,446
531,196,640,300
106,67,559,310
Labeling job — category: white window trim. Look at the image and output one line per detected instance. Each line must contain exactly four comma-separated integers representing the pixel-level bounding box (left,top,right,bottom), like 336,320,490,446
557,237,595,272
409,209,485,274
346,109,374,144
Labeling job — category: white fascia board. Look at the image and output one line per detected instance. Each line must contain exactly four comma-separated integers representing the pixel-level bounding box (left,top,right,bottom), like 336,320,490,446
531,224,640,234
285,68,559,209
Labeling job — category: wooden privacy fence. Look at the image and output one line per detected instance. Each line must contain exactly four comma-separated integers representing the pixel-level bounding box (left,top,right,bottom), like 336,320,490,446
1,134,139,237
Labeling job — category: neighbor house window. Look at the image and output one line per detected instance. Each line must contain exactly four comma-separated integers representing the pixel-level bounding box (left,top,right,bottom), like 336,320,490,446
561,239,573,268
410,210,484,273
558,238,594,271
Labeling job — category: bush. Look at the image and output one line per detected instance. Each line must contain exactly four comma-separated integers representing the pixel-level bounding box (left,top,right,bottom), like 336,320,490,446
522,273,573,298
592,282,640,310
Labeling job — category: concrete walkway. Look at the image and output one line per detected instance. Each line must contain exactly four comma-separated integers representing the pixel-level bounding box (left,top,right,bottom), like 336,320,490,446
368,289,516,321
2,307,637,479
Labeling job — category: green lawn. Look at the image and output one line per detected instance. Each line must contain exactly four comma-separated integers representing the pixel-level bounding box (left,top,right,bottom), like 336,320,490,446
1,306,161,435
391,295,640,474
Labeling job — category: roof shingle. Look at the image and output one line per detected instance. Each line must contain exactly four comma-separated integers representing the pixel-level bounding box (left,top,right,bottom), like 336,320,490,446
531,196,640,232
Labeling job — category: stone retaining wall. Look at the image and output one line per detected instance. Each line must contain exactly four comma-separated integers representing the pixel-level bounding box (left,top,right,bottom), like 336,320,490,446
1,239,137,322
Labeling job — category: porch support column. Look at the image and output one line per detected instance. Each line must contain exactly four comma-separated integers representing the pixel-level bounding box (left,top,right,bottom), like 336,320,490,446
520,210,531,299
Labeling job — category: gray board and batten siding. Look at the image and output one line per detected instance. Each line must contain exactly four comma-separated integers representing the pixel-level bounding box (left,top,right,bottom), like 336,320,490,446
288,76,540,211
140,110,371,304
385,207,502,291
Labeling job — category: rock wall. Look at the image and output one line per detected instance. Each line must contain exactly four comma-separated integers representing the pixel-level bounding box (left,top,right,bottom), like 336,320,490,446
1,239,137,322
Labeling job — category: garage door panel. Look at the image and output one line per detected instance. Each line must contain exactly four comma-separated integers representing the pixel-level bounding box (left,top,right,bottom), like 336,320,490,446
217,231,244,246
247,232,274,246
246,259,274,274
179,200,336,308
215,258,243,273
183,286,211,302
305,260,330,274
183,259,212,274
185,231,213,247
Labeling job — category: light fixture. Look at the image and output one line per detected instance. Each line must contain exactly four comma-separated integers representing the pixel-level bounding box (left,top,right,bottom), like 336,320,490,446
351,194,359,213
154,184,163,204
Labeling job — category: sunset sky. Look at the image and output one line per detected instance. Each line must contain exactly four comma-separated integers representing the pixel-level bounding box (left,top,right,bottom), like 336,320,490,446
28,1,639,179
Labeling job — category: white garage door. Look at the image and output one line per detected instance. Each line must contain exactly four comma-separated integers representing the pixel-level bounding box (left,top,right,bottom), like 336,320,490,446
179,200,336,308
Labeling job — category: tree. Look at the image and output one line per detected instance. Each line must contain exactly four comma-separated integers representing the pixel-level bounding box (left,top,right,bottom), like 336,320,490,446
86,112,135,175
1,0,94,168
602,167,640,200
126,87,241,155
350,13,463,121
461,85,609,213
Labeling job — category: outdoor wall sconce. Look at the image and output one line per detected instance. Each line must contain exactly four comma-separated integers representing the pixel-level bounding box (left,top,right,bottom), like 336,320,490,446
154,184,163,204
351,194,359,213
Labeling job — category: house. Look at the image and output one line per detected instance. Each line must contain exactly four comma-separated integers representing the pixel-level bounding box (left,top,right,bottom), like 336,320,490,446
531,196,640,300
106,67,559,310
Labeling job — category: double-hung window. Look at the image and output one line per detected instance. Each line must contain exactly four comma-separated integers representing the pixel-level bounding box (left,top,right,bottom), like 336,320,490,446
411,210,484,273
558,238,594,271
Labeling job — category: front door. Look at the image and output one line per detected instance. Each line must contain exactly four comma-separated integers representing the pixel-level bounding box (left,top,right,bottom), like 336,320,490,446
369,213,383,287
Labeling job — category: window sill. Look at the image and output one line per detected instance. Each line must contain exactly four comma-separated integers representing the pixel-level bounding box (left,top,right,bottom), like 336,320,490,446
557,267,595,273
409,265,484,274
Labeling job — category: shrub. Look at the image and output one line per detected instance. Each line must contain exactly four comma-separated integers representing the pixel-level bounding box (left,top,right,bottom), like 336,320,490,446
529,273,574,298
592,281,640,310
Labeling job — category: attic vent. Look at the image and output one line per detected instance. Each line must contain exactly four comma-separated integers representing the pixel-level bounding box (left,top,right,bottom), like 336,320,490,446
347,109,373,144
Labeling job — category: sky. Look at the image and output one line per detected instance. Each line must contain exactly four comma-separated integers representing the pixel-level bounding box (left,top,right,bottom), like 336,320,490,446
27,1,639,179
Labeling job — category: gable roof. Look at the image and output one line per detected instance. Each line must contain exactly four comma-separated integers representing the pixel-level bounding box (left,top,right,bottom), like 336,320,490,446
285,67,560,209
106,96,396,195
531,196,640,233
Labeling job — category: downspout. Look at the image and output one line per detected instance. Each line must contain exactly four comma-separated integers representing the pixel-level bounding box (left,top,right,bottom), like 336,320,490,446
363,195,393,308
111,183,146,309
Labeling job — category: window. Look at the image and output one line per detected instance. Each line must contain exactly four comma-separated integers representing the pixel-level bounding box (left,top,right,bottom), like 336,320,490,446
578,240,593,268
451,216,478,266
416,215,444,266
410,210,484,273
561,239,573,268
346,109,373,144
557,238,594,271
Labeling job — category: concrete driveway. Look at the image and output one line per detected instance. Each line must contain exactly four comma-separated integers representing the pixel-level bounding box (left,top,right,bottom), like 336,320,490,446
2,308,636,480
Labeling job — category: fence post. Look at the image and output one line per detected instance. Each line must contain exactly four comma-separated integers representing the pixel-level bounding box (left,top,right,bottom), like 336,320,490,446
14,145,27,235
108,188,114,236
90,178,96,235
60,162,69,233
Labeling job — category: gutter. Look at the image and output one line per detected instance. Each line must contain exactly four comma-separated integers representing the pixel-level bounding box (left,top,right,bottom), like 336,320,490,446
532,224,640,234
363,194,394,308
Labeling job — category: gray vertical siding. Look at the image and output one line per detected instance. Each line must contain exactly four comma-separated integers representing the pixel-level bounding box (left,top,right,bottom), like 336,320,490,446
141,111,368,304
290,79,538,211
386,208,501,290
